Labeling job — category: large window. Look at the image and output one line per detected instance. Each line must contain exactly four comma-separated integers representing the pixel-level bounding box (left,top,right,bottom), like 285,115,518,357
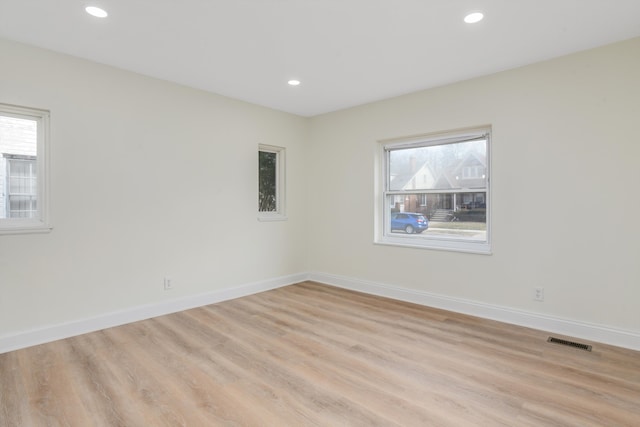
258,144,286,221
0,104,50,234
376,127,490,253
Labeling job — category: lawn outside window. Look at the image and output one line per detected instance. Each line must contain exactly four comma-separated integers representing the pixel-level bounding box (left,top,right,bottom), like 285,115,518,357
0,103,51,234
258,144,286,221
376,127,491,254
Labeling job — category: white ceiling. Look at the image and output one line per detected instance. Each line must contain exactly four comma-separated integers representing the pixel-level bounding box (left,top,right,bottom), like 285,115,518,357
1,0,640,117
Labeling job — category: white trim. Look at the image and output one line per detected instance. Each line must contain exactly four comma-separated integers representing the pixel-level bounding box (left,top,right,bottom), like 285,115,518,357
374,237,491,255
257,214,289,222
308,272,640,351
0,273,306,354
3,271,638,354
0,221,52,234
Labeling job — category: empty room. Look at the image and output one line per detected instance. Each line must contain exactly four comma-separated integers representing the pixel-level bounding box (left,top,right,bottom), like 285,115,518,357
1,1,639,426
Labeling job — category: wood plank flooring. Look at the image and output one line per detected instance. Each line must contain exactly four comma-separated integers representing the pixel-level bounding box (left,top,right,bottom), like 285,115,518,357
1,281,639,426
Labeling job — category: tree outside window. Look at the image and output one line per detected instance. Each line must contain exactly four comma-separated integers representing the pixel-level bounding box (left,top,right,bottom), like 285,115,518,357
259,150,277,212
258,144,286,220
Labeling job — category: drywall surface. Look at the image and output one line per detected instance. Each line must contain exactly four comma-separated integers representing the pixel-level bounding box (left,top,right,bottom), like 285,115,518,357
0,39,309,336
2,35,639,343
308,37,640,333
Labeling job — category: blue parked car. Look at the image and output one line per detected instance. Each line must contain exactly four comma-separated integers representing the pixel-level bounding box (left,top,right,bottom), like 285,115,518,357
390,212,429,234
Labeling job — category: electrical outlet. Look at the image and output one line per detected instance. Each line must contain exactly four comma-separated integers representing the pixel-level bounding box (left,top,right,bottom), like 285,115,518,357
534,287,544,302
164,277,173,290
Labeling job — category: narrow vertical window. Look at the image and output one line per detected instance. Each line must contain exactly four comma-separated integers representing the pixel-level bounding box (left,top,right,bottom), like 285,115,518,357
0,103,50,234
258,144,286,220
259,150,277,212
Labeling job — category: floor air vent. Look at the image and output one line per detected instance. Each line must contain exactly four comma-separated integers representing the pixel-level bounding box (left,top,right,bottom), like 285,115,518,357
547,337,592,351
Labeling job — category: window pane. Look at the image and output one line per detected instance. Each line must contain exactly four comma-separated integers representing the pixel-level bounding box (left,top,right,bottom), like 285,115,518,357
0,115,38,220
258,150,277,212
9,195,37,218
389,192,488,218
7,159,37,218
389,139,487,191
387,192,487,242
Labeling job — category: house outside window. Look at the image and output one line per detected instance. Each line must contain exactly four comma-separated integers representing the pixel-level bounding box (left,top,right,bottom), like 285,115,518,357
376,127,491,254
462,165,485,179
6,155,37,218
258,144,286,221
0,104,50,234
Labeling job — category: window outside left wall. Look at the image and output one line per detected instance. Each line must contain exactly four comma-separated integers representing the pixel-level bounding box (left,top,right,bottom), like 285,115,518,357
258,144,286,221
0,104,51,234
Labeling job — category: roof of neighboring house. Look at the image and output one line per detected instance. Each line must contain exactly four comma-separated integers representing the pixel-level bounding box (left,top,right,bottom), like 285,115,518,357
391,161,437,191
393,149,487,192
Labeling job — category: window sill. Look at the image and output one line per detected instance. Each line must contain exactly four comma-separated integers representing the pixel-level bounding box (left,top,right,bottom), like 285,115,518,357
375,235,491,255
0,220,52,235
257,213,288,222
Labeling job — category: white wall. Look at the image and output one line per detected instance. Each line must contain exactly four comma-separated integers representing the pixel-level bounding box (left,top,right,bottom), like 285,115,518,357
1,36,639,350
308,37,640,334
0,39,309,337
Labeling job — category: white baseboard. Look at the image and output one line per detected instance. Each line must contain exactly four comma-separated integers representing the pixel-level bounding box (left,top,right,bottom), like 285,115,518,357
308,272,640,351
3,271,638,354
0,273,306,354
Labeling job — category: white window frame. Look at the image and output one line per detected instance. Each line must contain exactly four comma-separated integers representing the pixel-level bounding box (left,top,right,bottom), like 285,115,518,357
258,144,287,221
0,103,51,234
375,127,491,254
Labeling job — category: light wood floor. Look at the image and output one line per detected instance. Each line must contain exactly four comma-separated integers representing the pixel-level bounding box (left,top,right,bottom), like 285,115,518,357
1,282,639,426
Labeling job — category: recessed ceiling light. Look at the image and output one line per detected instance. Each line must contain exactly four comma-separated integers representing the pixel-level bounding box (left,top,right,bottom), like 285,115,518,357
288,80,301,86
464,12,484,24
85,6,108,18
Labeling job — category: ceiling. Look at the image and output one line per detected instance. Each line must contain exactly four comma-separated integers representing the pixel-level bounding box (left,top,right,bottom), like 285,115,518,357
1,1,640,117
